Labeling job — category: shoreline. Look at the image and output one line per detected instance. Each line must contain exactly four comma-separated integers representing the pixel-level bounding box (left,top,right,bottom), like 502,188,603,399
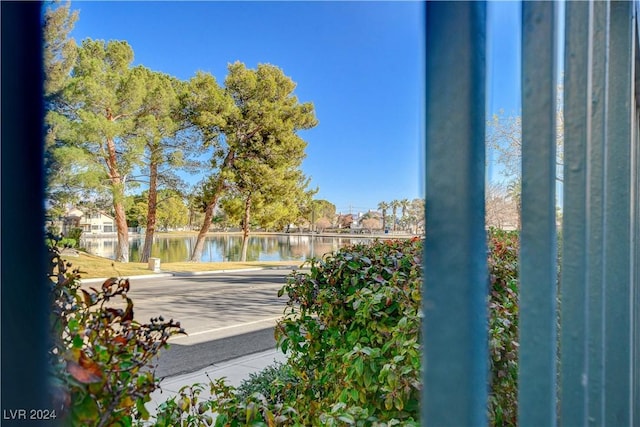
69,232,422,278
81,230,420,239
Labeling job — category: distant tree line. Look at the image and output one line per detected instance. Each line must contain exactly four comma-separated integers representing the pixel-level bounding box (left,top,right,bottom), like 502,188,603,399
375,199,425,233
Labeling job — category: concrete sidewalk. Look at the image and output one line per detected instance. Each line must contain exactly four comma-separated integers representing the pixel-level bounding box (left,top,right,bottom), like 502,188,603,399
147,348,287,414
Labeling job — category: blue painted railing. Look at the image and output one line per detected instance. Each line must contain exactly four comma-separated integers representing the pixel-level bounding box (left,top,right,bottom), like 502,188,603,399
423,1,639,425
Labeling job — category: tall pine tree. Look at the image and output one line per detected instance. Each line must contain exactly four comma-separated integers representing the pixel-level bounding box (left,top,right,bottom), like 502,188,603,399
130,68,196,262
188,62,317,261
43,1,80,218
57,39,147,262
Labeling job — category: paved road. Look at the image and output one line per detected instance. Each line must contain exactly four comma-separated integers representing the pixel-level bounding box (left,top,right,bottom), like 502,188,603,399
90,269,297,378
125,269,292,335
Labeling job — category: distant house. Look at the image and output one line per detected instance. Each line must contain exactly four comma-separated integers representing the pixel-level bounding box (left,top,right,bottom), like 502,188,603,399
63,208,117,235
336,213,354,229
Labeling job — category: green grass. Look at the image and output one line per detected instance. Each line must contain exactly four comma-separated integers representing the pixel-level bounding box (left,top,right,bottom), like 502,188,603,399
60,250,306,279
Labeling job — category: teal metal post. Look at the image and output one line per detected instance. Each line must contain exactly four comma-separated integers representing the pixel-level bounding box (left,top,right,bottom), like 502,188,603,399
518,2,558,425
632,11,638,427
634,11,640,412
633,102,640,427
561,1,592,425
631,101,640,426
423,2,488,425
586,2,609,425
604,2,633,425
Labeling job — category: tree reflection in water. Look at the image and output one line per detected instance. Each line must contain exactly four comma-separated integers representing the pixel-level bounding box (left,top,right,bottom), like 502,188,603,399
82,234,375,262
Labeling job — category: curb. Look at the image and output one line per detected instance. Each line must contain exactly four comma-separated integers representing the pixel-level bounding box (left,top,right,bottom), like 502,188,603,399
80,273,174,285
171,267,264,276
159,348,286,384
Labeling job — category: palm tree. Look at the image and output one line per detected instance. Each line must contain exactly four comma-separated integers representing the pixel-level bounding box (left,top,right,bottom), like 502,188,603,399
409,198,425,234
377,201,389,232
390,200,401,232
400,198,410,231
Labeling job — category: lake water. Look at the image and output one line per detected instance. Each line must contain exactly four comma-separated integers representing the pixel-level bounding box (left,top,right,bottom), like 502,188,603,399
80,234,377,262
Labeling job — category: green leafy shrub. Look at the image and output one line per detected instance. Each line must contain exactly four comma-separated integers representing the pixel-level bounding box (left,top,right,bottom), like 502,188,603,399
46,228,83,248
58,237,78,247
148,382,218,427
487,228,519,426
45,236,75,248
276,238,423,424
236,361,300,405
150,378,302,426
275,233,520,426
67,227,83,246
48,244,185,426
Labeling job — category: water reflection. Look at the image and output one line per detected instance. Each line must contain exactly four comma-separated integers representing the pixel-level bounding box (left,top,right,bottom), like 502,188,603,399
80,234,375,262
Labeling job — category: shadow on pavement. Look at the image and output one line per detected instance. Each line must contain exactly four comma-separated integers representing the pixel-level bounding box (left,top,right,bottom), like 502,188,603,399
154,326,278,378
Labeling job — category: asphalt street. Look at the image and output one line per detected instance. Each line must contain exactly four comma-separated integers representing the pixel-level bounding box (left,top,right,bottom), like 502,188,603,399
92,269,297,378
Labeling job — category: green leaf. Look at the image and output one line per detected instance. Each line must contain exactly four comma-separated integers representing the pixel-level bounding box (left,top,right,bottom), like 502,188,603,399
394,396,405,411
337,413,355,424
364,372,372,388
387,371,398,388
354,357,364,377
178,396,190,411
214,414,228,427
360,346,373,356
136,397,150,420
73,393,99,422
246,401,256,423
118,415,133,427
72,334,84,349
280,338,289,354
68,318,79,333
384,394,394,411
398,316,408,328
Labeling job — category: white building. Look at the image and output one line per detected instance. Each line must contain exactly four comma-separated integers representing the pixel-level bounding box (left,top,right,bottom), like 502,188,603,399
63,208,117,235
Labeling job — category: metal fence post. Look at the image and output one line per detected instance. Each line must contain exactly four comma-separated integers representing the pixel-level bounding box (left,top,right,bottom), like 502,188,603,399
561,1,593,424
586,2,609,425
633,95,640,427
604,2,634,425
423,2,488,425
518,2,558,425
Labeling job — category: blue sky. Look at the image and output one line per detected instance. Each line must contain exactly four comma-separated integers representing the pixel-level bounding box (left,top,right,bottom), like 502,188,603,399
68,1,521,214
487,1,521,182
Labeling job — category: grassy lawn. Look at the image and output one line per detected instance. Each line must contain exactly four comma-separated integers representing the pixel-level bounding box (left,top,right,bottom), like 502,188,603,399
59,250,306,279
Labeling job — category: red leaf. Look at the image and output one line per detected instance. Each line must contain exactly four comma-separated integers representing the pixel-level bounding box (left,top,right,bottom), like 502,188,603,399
121,298,134,322
80,289,92,306
67,352,102,384
102,277,118,291
79,351,102,372
113,336,128,346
